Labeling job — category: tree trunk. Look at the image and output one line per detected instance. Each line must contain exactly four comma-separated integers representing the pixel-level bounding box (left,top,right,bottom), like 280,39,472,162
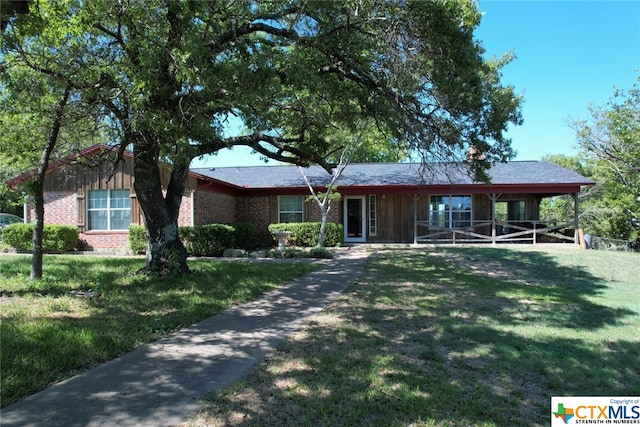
31,186,44,279
317,201,331,248
31,87,70,279
133,143,191,274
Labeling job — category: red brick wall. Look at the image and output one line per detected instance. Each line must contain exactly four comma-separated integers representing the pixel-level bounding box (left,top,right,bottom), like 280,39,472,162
81,231,130,250
236,195,274,247
30,189,344,251
26,192,130,250
27,192,77,225
233,195,343,247
307,199,341,223
194,189,236,225
178,192,194,227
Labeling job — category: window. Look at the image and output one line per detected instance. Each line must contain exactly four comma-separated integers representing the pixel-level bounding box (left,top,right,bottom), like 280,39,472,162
429,195,472,229
87,189,131,230
495,200,526,222
278,195,304,223
369,195,377,236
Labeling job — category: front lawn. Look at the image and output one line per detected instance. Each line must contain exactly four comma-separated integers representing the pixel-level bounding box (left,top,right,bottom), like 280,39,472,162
190,246,640,426
0,255,319,407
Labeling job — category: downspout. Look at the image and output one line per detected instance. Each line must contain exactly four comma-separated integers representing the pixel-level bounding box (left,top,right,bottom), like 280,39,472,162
191,190,195,226
23,194,29,222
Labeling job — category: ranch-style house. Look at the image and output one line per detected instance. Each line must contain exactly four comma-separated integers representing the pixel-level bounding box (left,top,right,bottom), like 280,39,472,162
6,144,595,251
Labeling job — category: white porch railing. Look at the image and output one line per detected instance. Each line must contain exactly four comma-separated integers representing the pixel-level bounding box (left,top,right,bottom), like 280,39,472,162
415,219,577,244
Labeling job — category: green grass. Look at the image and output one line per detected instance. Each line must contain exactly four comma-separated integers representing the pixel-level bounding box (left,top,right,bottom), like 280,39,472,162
190,246,640,427
0,255,320,407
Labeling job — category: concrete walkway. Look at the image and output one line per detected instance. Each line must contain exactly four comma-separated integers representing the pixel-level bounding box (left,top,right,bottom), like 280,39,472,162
1,247,368,427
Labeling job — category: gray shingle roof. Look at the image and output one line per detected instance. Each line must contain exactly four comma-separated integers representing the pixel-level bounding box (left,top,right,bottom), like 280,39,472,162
191,161,594,190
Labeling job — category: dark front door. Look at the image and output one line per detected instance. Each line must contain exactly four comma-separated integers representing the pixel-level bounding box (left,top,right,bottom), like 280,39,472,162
344,196,366,242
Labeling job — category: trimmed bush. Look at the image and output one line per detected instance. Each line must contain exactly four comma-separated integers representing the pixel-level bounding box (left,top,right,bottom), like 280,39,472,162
1,224,32,250
2,223,79,252
228,222,254,249
129,225,146,254
180,224,235,257
268,222,343,247
130,223,254,256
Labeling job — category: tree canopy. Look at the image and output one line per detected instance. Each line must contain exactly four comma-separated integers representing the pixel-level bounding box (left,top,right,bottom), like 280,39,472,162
571,77,640,241
544,76,640,242
2,0,522,272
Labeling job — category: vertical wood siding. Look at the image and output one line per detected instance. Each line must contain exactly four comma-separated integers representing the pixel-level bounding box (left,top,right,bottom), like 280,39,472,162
366,193,541,243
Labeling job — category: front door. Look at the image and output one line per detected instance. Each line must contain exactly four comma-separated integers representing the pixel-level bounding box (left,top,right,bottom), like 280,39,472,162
344,196,366,243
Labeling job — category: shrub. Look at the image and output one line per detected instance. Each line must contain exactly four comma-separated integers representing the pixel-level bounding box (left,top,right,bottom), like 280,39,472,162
180,224,236,257
129,223,255,256
265,246,333,258
1,223,32,250
2,223,78,252
308,246,334,258
129,225,146,254
228,222,254,249
268,222,343,247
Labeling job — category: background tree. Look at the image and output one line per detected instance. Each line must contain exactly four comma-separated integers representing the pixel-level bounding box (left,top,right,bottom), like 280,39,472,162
3,0,522,273
539,154,594,224
0,0,31,32
1,31,102,277
543,76,640,242
0,155,25,216
569,76,640,241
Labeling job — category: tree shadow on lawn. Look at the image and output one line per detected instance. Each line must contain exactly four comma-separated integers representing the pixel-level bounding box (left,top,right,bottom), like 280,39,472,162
0,257,316,407
0,255,140,297
402,246,632,331
201,247,639,426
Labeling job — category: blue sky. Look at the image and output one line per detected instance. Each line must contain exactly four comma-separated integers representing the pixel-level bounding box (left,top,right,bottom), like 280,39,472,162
476,0,640,161
192,1,640,168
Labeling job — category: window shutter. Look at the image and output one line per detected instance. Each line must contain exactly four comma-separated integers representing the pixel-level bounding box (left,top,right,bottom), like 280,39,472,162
130,192,140,225
76,191,86,233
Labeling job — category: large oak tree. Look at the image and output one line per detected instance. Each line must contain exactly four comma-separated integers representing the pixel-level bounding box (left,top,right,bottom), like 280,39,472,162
2,0,522,273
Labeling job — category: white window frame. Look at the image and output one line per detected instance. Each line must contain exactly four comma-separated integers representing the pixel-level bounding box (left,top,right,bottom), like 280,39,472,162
369,195,377,236
278,195,304,223
87,189,131,231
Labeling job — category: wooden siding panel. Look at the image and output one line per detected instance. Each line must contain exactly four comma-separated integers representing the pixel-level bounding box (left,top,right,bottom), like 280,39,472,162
368,194,417,243
43,155,136,192
131,194,140,225
377,195,393,242
76,191,86,232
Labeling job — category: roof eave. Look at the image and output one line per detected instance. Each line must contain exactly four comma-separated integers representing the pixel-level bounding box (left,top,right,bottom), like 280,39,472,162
222,181,595,196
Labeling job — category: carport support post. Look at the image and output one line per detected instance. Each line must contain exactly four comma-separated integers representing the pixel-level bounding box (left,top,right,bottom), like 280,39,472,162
573,192,580,246
491,193,498,246
413,195,418,245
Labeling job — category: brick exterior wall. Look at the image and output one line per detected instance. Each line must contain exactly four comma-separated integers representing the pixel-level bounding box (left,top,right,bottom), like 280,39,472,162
28,189,344,252
306,199,341,223
27,192,77,225
178,192,194,227
26,192,130,250
81,232,130,250
236,195,274,247
234,195,342,247
194,189,236,225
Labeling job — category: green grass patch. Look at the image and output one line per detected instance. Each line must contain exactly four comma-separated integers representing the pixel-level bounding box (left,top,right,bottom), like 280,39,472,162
191,246,640,426
0,255,319,407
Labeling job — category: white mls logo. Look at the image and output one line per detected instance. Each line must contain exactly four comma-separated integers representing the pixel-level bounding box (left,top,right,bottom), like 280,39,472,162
551,396,640,426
